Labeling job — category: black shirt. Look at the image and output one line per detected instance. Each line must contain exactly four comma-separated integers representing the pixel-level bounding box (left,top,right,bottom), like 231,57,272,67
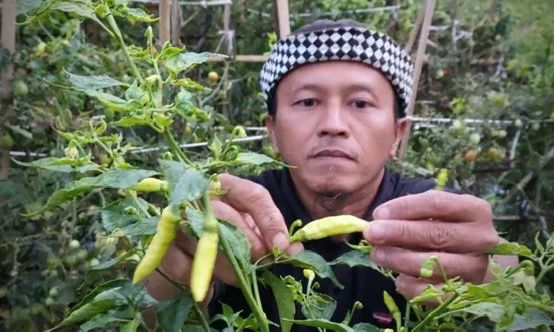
209,168,436,330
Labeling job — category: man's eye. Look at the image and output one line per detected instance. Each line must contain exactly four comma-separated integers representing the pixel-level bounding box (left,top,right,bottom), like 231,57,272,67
352,100,371,109
295,98,317,107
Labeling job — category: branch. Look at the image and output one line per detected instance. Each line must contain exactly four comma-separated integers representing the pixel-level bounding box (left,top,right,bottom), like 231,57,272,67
500,145,554,205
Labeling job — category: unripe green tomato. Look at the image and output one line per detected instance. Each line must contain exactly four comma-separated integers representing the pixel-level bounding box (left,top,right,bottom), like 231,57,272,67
35,41,47,55
487,147,505,162
469,133,481,144
14,80,29,96
48,287,59,298
45,297,55,306
514,119,523,128
30,303,43,315
89,258,100,267
495,130,507,138
69,239,80,249
0,287,7,298
0,134,14,149
76,249,88,261
64,254,77,265
452,119,463,129
532,123,540,131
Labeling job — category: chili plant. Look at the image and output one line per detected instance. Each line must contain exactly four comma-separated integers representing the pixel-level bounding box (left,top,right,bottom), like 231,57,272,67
13,1,554,331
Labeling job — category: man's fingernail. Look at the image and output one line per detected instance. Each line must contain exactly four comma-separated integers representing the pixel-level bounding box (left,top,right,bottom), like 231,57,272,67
373,248,386,262
369,223,386,244
272,233,289,251
374,206,390,219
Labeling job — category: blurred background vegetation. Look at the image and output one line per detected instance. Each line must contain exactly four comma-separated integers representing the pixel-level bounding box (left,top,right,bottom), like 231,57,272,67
0,0,552,330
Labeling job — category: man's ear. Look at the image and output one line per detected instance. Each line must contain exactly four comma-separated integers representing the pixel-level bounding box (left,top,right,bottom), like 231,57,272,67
265,114,279,154
390,117,410,157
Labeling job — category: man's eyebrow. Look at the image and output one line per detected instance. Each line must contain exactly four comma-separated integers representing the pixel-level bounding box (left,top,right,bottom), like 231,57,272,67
344,84,380,100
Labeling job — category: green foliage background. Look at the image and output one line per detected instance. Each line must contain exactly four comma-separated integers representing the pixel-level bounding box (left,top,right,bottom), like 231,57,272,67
0,0,553,330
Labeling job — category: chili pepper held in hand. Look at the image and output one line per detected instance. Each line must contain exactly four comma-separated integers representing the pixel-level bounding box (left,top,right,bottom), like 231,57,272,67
290,215,369,242
132,205,180,284
190,194,219,302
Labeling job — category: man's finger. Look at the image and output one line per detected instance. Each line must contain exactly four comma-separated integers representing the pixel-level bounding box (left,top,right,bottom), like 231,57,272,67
373,190,492,223
364,219,500,253
145,243,193,300
219,173,289,251
212,200,268,260
371,246,489,283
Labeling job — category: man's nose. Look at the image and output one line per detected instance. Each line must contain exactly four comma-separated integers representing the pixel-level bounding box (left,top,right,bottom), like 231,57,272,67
317,101,349,137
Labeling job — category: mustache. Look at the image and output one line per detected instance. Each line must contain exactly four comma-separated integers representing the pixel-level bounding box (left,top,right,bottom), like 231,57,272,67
309,145,356,160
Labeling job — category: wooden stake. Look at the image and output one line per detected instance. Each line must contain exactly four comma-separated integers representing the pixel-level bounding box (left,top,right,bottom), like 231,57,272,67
1,0,16,180
398,0,436,160
276,0,290,38
171,0,182,45
159,0,171,45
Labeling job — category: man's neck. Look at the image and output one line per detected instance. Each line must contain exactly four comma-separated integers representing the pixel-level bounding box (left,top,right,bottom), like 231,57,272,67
291,168,385,220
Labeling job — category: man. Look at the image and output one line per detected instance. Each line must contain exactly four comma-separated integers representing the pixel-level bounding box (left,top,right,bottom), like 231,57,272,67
146,19,514,328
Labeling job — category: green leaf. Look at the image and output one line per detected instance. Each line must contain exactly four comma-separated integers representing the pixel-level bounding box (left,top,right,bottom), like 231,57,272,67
159,160,208,205
220,222,252,274
284,319,353,332
83,89,133,112
185,206,204,237
66,71,126,90
459,302,554,330
302,293,336,321
28,170,157,215
510,308,554,330
14,157,101,173
165,52,214,75
79,313,128,331
101,197,149,232
490,242,533,258
236,152,278,166
50,1,109,32
261,271,295,332
289,250,343,289
17,0,46,15
124,7,158,23
112,114,151,128
352,323,381,331
119,216,158,237
330,250,378,270
158,296,194,332
56,283,131,328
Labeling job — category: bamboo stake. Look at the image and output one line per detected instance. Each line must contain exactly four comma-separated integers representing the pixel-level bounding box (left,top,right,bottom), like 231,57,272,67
171,0,182,45
398,0,436,160
159,0,171,45
0,0,16,180
275,0,290,38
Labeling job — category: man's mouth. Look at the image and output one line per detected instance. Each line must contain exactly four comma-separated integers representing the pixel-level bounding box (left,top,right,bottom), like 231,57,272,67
312,149,354,160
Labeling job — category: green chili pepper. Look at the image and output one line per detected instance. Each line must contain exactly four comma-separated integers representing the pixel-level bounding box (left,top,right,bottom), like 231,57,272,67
132,178,168,192
383,290,401,324
290,215,368,242
420,255,438,278
190,194,220,302
132,205,180,284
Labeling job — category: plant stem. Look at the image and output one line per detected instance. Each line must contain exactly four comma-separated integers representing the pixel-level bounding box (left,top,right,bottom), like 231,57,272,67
163,127,193,165
219,228,270,332
154,268,211,332
106,14,144,84
411,293,459,332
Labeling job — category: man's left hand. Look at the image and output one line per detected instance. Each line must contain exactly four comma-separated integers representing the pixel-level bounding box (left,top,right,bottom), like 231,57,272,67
363,190,502,299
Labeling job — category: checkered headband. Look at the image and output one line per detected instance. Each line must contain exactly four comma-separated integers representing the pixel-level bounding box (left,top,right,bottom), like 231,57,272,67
260,26,414,116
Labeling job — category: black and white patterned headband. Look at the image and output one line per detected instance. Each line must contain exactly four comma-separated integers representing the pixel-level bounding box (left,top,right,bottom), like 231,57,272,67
260,26,414,116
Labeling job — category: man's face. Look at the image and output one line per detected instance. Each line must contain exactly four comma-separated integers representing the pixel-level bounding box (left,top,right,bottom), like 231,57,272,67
266,61,407,196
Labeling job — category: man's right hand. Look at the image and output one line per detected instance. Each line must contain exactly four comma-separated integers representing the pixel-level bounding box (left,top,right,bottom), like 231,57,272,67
145,174,303,303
